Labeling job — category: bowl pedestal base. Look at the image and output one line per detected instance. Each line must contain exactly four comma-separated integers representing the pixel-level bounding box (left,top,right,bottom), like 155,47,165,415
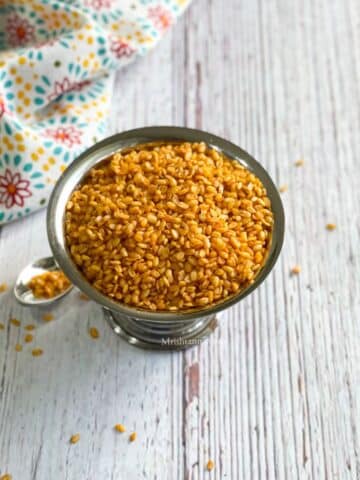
103,308,219,350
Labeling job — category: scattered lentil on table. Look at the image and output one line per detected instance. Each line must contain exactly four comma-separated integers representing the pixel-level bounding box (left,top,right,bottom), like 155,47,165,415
291,265,301,275
65,142,274,311
89,327,100,339
25,324,35,331
0,473,12,480
70,434,80,444
294,159,304,167
31,348,43,357
42,313,54,322
114,424,126,433
10,318,21,327
206,460,215,471
129,432,137,442
279,184,288,193
24,334,33,343
15,344,23,352
0,283,7,293
326,223,336,231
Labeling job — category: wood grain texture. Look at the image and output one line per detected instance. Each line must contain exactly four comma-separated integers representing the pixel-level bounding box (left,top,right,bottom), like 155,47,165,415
1,0,360,478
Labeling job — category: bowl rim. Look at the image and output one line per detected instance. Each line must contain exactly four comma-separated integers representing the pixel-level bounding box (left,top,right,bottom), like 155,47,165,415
47,126,285,321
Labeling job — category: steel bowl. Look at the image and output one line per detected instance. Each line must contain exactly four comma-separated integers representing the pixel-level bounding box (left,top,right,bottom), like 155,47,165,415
47,126,285,350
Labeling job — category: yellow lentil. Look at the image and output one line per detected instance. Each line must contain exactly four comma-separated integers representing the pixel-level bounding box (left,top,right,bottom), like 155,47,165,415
291,265,301,275
27,270,71,299
65,142,274,311
70,433,80,444
0,474,12,480
206,460,215,471
326,223,336,231
32,348,43,357
89,327,100,339
114,424,126,433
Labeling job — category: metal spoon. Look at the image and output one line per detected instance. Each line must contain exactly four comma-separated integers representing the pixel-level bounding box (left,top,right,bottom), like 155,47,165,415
14,256,73,306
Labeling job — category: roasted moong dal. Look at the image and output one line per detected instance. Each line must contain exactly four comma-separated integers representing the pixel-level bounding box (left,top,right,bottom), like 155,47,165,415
65,142,274,311
27,270,71,299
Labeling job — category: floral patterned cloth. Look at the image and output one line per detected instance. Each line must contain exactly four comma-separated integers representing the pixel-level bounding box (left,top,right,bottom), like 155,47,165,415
0,0,190,224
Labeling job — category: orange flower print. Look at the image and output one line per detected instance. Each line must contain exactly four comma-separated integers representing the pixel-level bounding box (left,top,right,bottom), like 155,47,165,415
34,38,57,50
44,126,83,148
148,6,173,32
85,0,113,8
47,78,73,103
5,14,35,47
0,169,32,208
47,78,92,102
110,38,136,59
71,80,92,92
0,96,6,119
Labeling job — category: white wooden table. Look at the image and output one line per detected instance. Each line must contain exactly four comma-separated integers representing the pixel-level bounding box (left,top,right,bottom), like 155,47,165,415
1,0,360,478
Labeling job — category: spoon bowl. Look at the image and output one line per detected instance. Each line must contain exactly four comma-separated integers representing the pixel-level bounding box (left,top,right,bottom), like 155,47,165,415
14,256,73,306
